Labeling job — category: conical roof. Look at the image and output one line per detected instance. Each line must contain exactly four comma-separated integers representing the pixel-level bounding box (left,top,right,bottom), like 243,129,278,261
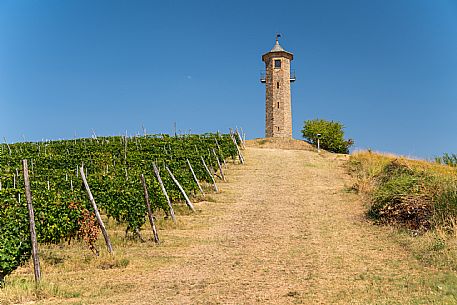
262,37,293,61
270,40,286,52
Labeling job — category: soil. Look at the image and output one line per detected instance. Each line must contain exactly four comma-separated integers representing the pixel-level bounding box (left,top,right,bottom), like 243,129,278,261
32,144,450,304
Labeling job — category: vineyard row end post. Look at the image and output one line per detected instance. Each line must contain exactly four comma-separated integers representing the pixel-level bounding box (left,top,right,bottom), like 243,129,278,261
22,159,41,285
201,156,218,193
80,166,114,254
186,159,205,196
165,166,196,212
152,163,176,223
140,174,160,244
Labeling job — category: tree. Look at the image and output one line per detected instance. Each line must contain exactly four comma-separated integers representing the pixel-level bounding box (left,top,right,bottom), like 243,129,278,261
301,119,354,154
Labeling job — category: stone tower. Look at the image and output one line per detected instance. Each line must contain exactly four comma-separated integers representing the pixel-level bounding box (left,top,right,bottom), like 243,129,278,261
261,35,295,138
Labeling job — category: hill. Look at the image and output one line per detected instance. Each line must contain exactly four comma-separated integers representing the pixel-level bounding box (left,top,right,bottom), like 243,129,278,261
3,145,457,304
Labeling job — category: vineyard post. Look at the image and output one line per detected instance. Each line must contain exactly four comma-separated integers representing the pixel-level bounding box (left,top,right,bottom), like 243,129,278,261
3,137,11,155
22,159,41,284
186,159,204,196
212,149,225,181
165,166,195,212
230,133,244,164
140,174,160,244
215,138,226,167
240,127,246,144
80,166,114,254
236,128,245,149
152,163,176,223
124,136,127,161
201,156,218,192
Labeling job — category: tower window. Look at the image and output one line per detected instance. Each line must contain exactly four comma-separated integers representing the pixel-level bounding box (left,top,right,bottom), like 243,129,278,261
277,126,280,131
274,59,281,68
277,102,280,108
276,82,280,89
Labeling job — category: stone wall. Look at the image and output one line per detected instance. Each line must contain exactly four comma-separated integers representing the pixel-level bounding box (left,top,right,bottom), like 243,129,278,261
264,55,292,138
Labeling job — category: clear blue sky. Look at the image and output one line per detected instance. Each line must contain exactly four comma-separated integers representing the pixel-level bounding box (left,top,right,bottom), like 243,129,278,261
0,0,456,158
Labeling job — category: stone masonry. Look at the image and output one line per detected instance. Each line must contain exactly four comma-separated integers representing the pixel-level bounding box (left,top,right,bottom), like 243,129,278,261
262,38,294,138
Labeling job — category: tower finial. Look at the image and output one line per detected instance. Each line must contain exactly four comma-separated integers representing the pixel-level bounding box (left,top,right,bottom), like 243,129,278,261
276,33,281,43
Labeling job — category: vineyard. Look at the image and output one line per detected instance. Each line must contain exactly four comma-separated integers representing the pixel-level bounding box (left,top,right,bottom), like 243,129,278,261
0,132,242,283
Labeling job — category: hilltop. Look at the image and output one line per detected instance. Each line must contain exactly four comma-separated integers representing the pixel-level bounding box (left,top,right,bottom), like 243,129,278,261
246,137,315,151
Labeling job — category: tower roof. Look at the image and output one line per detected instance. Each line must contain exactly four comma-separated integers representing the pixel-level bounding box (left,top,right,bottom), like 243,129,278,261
270,40,286,52
262,36,293,61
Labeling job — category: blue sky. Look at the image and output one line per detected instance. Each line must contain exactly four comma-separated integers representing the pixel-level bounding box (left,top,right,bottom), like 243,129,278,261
0,0,456,158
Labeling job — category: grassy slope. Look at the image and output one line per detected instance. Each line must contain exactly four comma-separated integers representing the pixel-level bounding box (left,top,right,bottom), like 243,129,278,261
350,151,457,273
2,147,457,304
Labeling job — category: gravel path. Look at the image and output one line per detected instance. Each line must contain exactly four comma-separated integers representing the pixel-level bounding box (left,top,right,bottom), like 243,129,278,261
103,147,440,304
38,146,446,304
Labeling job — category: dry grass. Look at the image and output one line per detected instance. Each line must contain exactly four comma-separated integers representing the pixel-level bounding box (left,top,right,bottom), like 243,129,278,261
350,150,457,282
246,137,315,151
2,147,457,304
351,150,457,178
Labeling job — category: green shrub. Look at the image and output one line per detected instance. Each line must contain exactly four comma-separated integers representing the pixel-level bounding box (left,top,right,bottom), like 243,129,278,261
301,119,354,154
368,160,434,230
433,185,457,229
353,157,457,232
435,153,457,167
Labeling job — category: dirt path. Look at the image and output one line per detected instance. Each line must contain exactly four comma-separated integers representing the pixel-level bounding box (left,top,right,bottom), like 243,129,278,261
41,146,448,304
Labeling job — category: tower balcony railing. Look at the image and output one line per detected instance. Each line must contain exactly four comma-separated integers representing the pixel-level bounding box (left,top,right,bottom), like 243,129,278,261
290,69,296,82
260,69,296,83
260,71,266,83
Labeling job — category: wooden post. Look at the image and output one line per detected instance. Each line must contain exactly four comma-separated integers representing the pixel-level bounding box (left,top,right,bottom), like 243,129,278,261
215,138,226,167
212,149,225,181
186,159,204,196
80,166,113,254
140,174,159,244
230,133,244,164
3,137,11,155
240,127,246,145
124,136,127,161
22,160,41,284
236,129,245,149
165,166,195,212
152,163,176,223
201,156,218,192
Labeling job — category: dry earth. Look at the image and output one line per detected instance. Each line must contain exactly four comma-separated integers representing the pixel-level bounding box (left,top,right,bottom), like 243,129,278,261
14,143,455,304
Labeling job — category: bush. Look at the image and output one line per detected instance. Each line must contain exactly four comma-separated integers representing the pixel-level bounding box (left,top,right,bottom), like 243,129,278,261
301,119,354,154
368,160,434,231
435,153,457,167
350,152,457,233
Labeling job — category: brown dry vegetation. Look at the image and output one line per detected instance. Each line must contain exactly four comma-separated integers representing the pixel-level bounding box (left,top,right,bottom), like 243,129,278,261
2,143,457,304
350,151,457,276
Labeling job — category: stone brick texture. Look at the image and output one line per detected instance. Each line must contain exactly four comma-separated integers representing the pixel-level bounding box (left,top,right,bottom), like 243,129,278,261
263,53,293,138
